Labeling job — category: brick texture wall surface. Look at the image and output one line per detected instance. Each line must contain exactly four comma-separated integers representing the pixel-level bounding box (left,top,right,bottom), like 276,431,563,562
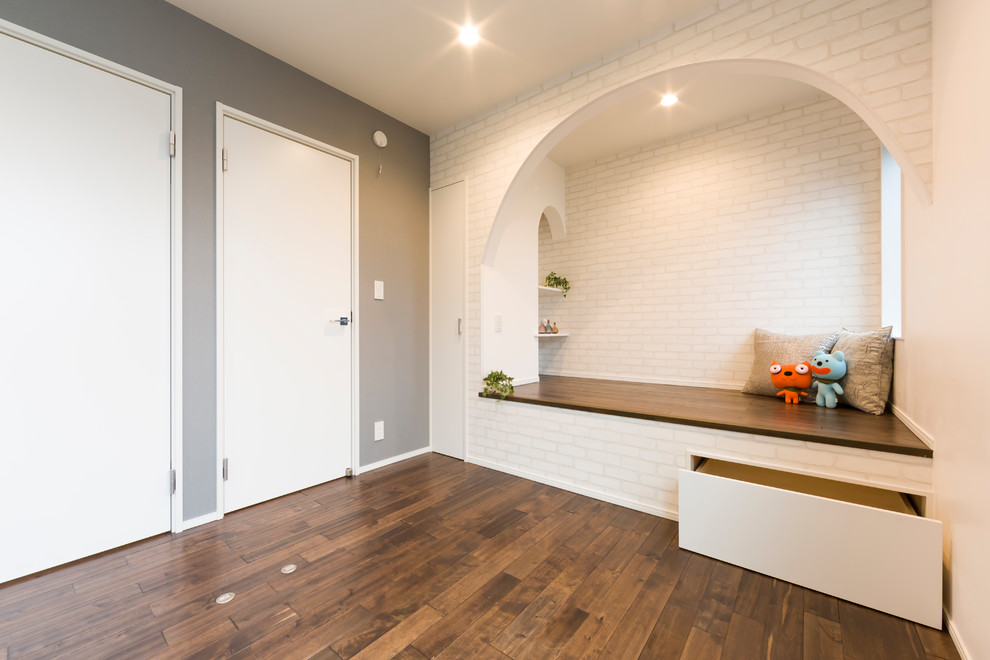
539,94,881,385
475,399,933,519
431,0,933,515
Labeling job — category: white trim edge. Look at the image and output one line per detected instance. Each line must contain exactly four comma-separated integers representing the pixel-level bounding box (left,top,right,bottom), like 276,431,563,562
180,512,223,532
891,404,935,450
467,456,678,521
357,446,432,476
945,609,973,660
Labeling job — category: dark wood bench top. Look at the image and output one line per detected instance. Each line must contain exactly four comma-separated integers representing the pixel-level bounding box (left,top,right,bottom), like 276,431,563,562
479,375,933,458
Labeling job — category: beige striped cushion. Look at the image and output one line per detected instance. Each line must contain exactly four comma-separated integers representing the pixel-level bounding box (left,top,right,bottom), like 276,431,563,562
742,329,840,398
833,326,895,415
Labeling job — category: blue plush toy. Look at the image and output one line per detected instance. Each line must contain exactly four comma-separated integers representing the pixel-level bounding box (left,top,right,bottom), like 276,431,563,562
811,350,847,408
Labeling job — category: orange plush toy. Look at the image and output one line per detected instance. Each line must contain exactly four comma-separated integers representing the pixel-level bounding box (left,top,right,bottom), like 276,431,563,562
770,361,812,404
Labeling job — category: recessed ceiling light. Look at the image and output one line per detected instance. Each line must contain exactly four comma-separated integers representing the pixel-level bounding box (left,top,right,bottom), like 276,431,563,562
459,25,479,46
660,93,678,107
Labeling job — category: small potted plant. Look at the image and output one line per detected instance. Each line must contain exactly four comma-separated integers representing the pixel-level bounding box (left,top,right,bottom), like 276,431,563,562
482,370,515,399
544,272,570,297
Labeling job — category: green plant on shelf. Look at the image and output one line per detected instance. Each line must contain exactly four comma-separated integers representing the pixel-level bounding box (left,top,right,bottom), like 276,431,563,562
544,272,570,297
482,370,515,399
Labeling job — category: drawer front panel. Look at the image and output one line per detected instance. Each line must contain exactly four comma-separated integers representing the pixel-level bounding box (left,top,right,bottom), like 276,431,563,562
679,469,942,627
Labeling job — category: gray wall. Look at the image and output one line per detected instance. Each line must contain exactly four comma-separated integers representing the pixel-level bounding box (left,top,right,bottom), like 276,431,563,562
0,0,430,519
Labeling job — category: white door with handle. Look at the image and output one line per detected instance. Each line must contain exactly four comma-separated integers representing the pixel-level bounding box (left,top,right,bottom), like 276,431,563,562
218,109,354,513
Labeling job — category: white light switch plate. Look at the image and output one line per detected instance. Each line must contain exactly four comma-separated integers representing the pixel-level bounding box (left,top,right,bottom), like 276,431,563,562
374,420,384,441
374,281,384,300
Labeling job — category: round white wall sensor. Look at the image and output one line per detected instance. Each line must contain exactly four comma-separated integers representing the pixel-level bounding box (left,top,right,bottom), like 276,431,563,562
372,130,388,148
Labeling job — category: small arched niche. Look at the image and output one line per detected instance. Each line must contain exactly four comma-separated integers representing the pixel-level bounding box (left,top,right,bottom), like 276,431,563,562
482,59,920,386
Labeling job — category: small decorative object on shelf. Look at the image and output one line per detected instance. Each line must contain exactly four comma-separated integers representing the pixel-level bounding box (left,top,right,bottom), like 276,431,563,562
538,321,547,334
544,272,570,297
552,323,559,334
482,370,514,399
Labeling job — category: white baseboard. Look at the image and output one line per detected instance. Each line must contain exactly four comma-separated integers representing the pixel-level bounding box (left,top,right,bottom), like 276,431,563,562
179,511,222,532
357,446,431,475
466,455,678,521
890,404,935,449
944,609,973,660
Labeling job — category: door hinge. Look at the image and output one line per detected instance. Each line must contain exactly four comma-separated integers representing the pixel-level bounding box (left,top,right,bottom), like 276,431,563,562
169,469,177,494
223,458,229,481
222,147,228,172
169,131,176,157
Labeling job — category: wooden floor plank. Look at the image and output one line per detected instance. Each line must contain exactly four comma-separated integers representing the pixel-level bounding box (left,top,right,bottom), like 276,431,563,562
720,613,766,660
349,605,443,660
596,536,693,659
838,599,928,660
493,525,624,657
0,453,958,660
803,588,840,623
803,611,843,660
434,546,579,658
763,580,805,660
556,552,658,660
635,552,716,660
677,626,723,660
692,561,744,641
733,570,774,625
411,572,520,658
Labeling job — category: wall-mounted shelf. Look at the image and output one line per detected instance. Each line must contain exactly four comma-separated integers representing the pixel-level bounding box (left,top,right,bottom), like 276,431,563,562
538,285,565,294
535,333,569,338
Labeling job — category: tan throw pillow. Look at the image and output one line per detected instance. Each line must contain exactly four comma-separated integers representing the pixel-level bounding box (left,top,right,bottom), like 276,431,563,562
742,329,840,398
833,326,895,415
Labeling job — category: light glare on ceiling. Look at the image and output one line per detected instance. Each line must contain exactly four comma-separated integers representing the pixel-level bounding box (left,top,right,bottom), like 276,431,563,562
660,93,678,106
459,25,479,46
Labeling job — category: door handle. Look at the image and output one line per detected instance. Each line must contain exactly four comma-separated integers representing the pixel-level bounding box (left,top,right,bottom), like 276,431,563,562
328,316,349,326
457,318,463,335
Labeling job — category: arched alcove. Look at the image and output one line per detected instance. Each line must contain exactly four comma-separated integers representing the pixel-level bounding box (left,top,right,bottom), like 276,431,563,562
485,58,928,268
542,204,565,242
481,58,919,384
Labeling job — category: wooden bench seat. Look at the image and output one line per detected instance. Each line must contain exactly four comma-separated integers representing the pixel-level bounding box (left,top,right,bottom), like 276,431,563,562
480,375,932,458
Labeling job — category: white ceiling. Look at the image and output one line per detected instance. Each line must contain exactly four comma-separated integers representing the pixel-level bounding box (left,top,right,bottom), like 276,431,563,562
164,0,830,167
549,72,822,169
163,0,715,135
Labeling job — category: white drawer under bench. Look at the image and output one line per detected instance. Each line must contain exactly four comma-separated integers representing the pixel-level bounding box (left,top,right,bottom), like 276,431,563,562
678,456,942,628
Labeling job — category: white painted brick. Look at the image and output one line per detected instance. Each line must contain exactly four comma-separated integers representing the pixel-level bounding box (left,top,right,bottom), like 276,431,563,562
441,0,933,519
541,97,880,383
834,454,903,478
902,464,934,483
776,445,837,467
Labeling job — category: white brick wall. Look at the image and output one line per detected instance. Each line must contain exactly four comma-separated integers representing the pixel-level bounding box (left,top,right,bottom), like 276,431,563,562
472,399,933,520
432,0,933,517
539,95,881,385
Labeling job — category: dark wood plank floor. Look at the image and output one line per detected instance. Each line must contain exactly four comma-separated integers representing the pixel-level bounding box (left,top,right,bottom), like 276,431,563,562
0,453,957,659
484,375,933,457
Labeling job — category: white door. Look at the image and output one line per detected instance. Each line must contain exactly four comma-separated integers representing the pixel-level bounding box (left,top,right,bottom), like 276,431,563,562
0,29,174,582
430,181,466,459
219,112,353,513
